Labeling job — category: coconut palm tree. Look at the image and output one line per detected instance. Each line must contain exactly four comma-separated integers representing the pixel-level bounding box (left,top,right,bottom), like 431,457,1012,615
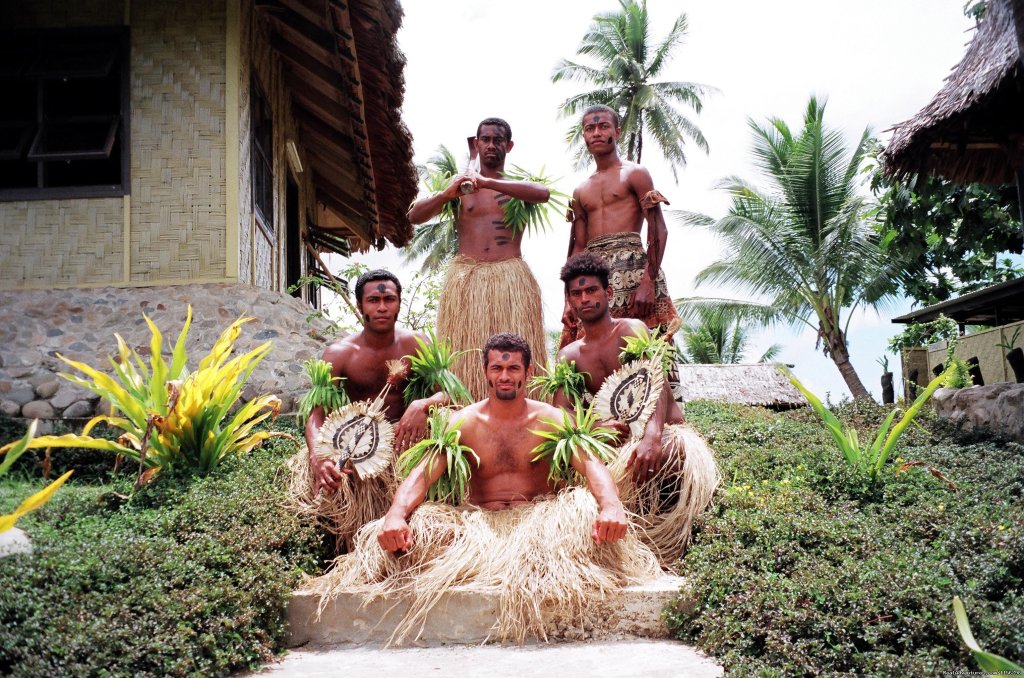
551,0,714,180
401,146,460,274
675,298,781,364
678,97,898,400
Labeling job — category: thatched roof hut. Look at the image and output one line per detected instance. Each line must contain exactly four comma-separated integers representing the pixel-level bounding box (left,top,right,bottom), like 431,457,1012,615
882,0,1024,187
675,364,806,409
258,0,417,252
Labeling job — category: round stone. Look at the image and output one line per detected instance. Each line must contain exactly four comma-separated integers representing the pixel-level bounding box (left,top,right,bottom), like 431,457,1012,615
22,400,55,419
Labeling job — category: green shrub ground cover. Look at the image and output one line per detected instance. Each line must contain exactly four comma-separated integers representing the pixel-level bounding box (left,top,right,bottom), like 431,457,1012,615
0,418,329,678
2,402,1022,676
671,401,1024,676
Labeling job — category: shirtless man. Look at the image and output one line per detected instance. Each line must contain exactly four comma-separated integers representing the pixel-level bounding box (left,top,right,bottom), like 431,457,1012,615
407,118,550,401
378,332,627,553
305,269,449,496
560,105,679,349
554,252,681,482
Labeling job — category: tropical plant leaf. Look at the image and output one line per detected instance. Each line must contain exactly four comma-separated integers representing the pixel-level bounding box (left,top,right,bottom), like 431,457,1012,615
404,329,473,406
397,408,479,504
531,403,617,483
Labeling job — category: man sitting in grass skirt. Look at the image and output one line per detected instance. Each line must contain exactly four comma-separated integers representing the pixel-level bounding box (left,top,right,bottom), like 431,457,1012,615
293,269,458,549
305,333,663,645
551,252,719,564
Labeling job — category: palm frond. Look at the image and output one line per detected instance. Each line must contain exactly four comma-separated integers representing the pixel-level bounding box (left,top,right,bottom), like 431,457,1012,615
404,329,473,407
397,408,479,504
529,358,590,405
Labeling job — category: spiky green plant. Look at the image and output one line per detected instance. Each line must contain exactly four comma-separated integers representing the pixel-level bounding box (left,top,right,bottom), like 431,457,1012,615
404,329,473,406
0,420,74,533
783,366,950,484
529,358,590,406
500,165,569,236
297,358,349,423
531,403,617,484
397,408,479,504
953,596,1024,673
619,325,680,375
0,308,280,478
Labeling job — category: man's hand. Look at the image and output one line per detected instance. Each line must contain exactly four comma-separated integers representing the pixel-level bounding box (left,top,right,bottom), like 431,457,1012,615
631,275,656,319
628,430,667,483
592,502,628,544
395,399,430,452
597,418,629,447
378,513,414,553
447,172,477,197
561,301,578,330
312,455,350,495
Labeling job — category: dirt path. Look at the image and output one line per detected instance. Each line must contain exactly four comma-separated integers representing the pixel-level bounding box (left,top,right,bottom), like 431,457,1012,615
243,639,722,677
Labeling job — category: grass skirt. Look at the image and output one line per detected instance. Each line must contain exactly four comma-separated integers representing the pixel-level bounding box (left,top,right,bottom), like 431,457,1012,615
437,255,548,401
304,487,662,645
612,423,720,564
286,449,397,551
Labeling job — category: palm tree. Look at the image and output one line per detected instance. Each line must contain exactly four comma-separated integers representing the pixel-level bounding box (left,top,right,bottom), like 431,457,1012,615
675,298,781,364
678,97,899,400
551,0,714,180
401,146,460,273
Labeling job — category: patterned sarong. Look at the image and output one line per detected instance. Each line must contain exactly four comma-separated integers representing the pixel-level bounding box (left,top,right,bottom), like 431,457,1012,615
560,231,680,347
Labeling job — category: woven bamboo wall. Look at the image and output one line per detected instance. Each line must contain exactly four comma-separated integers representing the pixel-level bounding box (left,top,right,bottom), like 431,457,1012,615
239,0,316,295
129,0,227,283
0,200,124,286
0,1,126,290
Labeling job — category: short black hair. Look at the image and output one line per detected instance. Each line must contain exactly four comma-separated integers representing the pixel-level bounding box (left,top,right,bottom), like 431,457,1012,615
581,104,620,128
482,332,531,369
476,117,512,142
354,269,401,304
560,252,611,290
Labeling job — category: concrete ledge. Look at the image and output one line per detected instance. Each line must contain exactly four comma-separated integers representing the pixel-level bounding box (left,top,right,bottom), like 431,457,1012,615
286,574,689,647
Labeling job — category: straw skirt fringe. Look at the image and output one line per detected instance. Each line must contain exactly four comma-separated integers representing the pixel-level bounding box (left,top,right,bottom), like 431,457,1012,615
437,255,547,401
304,487,661,645
612,423,720,564
286,448,397,551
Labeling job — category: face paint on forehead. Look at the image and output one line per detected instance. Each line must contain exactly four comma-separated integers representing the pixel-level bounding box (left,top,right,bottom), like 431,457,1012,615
377,283,387,293
590,115,601,124
501,352,510,361
577,277,587,287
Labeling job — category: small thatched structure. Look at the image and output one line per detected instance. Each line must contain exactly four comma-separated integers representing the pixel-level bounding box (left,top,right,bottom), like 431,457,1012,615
674,364,805,409
882,0,1024,186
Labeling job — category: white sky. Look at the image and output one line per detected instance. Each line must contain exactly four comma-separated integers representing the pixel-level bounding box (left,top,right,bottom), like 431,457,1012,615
337,0,980,400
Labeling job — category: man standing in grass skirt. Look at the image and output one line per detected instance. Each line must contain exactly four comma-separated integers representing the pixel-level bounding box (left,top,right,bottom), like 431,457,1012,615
408,118,550,401
555,253,719,563
560,105,680,352
296,269,451,547
306,333,661,644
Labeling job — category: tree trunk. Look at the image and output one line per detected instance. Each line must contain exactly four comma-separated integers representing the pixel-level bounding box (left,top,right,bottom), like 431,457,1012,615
824,328,873,401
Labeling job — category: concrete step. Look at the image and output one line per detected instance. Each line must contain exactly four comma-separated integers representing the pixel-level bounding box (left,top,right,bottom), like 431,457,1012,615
286,574,691,647
245,639,723,677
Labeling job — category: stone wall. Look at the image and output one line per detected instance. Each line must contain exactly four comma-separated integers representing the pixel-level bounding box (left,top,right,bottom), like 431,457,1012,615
932,384,1024,441
0,284,333,421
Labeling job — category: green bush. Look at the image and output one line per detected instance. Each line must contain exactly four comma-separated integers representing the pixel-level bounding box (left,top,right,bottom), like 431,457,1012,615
0,421,329,677
669,401,1024,676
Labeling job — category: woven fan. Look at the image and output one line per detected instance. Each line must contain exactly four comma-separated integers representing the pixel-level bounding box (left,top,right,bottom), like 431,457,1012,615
593,359,664,440
314,397,395,480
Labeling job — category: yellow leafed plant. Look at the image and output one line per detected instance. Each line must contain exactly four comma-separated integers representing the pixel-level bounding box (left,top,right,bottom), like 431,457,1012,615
0,307,281,479
0,420,73,533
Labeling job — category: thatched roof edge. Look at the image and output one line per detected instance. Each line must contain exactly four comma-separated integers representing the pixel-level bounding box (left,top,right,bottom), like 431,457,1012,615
675,364,806,409
882,0,1024,184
